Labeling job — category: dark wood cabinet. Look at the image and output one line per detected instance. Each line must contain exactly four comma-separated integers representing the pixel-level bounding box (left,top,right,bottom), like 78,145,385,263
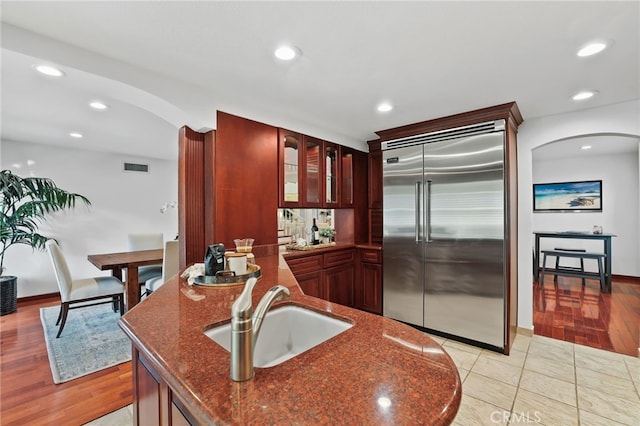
324,263,354,307
215,112,279,248
285,248,355,307
324,142,340,208
355,248,382,314
369,210,383,246
135,352,162,426
134,349,197,425
367,145,382,210
303,136,323,207
286,254,324,299
324,248,355,268
179,113,279,266
340,147,354,208
279,129,303,207
294,271,323,299
278,129,362,210
366,141,383,246
323,249,355,306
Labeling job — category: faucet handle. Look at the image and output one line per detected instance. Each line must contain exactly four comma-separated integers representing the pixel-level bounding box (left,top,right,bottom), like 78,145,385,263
231,277,258,320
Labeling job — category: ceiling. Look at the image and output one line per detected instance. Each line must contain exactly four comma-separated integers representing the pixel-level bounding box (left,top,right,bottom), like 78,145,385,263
1,1,639,161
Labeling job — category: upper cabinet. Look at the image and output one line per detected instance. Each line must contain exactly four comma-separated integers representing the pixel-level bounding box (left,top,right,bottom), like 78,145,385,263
324,141,340,208
279,130,357,209
279,129,303,207
304,136,323,207
340,147,354,208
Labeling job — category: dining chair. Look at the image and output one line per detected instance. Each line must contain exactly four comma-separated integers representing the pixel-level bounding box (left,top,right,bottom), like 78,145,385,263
144,240,179,297
127,233,163,285
45,240,125,338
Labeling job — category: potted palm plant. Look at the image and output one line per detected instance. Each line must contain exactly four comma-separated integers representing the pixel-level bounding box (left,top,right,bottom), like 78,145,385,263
0,169,91,315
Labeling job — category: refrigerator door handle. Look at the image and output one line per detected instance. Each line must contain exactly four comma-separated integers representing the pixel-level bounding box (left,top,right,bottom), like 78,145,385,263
415,181,422,243
425,179,433,243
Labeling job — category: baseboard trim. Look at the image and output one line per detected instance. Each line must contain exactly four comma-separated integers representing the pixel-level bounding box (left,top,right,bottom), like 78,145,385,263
17,292,60,306
612,274,640,284
517,326,534,337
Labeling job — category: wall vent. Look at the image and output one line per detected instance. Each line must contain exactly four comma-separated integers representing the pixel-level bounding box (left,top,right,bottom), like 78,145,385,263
381,119,505,151
123,162,150,173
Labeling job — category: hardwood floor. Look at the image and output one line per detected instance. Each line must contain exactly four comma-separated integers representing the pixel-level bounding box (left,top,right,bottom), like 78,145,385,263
533,275,640,357
2,278,637,425
0,296,132,426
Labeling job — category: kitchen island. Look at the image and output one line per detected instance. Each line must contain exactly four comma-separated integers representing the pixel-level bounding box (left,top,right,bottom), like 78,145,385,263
119,251,461,425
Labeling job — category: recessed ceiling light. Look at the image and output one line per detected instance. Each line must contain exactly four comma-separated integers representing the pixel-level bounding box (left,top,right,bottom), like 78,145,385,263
35,65,64,77
577,42,607,57
377,102,393,112
69,132,83,139
572,90,598,101
274,45,299,61
89,101,109,110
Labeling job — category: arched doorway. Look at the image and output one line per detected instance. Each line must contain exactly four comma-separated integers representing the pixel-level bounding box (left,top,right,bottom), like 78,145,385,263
530,133,639,356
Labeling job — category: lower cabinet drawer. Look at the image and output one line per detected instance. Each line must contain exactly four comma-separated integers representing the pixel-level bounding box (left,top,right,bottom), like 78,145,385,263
286,254,323,275
359,248,381,264
324,249,355,268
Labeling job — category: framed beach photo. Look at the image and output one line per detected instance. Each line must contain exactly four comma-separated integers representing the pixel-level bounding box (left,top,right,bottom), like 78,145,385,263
533,180,602,212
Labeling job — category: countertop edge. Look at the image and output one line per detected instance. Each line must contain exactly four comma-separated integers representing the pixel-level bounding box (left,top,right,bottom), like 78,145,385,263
120,252,462,425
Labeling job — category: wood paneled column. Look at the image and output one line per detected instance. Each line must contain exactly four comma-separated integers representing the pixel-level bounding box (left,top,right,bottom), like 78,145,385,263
178,126,215,269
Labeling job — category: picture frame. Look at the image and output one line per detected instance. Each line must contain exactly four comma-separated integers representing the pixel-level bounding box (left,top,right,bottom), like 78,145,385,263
533,180,602,212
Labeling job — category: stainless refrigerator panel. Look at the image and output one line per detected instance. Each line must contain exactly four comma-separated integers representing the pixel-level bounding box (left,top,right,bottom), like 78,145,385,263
382,144,424,326
424,239,505,347
422,133,505,347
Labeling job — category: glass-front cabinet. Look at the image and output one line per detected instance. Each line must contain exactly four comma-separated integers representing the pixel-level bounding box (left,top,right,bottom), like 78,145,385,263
304,136,323,207
279,129,303,207
279,129,353,209
340,147,354,207
324,142,340,208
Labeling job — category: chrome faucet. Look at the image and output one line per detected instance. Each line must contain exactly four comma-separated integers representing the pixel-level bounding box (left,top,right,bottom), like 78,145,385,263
230,277,290,381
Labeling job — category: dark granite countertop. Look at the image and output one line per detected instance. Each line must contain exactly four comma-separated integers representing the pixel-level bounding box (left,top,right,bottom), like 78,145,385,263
119,253,461,425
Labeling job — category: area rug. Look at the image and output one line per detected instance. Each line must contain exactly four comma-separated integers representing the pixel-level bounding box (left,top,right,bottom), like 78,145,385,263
40,304,131,384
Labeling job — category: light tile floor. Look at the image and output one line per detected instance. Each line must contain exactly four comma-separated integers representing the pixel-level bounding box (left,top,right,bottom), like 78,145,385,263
444,334,640,426
87,334,640,426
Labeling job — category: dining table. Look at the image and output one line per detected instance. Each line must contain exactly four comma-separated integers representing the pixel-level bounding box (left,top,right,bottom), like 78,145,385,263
533,231,616,290
87,248,164,310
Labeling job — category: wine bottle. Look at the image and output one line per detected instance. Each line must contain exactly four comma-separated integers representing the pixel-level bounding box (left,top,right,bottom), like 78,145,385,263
311,218,319,245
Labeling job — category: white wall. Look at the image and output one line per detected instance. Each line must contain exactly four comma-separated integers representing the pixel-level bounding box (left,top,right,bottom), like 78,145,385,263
1,140,179,297
517,100,640,331
532,151,639,275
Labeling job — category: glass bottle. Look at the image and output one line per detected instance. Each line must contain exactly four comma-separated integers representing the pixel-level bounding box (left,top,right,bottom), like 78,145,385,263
311,218,319,245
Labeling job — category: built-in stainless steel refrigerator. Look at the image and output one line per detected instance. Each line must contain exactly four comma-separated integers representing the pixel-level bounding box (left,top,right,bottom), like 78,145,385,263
382,120,507,351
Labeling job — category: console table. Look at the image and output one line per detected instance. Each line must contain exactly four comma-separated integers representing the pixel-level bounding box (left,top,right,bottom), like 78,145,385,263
533,231,616,290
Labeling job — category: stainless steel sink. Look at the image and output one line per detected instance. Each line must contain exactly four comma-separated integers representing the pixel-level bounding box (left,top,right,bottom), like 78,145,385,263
204,304,352,368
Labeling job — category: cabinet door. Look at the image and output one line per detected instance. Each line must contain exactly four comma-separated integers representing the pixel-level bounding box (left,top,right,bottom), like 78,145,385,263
341,147,354,207
136,352,162,426
368,149,383,209
356,262,382,315
295,270,324,299
303,136,323,207
279,129,303,207
171,403,191,426
324,142,340,208
369,209,383,246
324,263,354,307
